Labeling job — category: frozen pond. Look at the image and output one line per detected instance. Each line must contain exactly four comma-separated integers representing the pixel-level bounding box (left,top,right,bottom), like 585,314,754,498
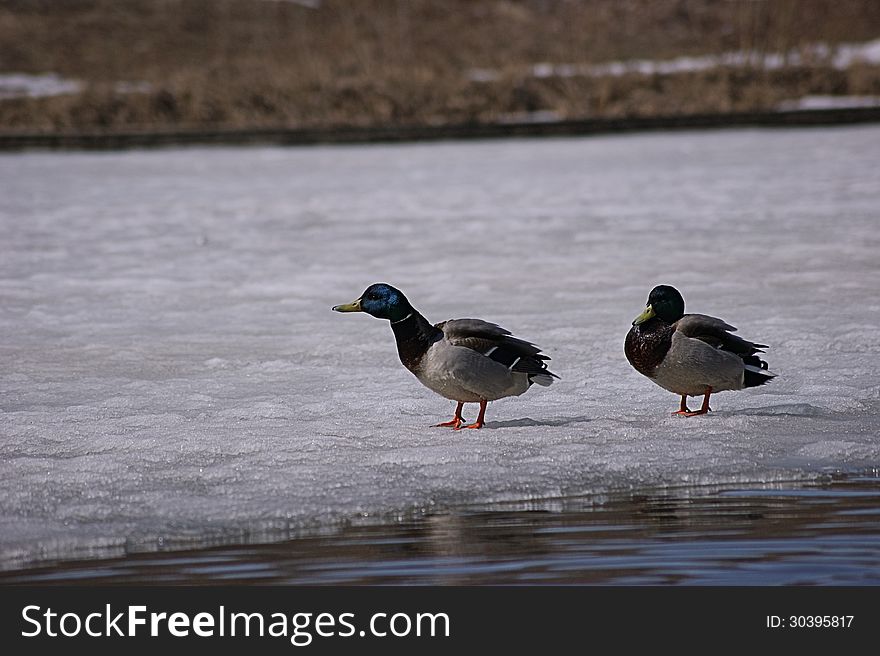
1,126,879,571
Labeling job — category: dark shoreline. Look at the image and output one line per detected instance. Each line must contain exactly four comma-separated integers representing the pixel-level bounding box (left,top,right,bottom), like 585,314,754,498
3,106,880,152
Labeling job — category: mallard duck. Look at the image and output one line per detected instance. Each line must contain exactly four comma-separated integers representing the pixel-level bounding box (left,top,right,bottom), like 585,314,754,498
333,283,558,429
624,285,775,416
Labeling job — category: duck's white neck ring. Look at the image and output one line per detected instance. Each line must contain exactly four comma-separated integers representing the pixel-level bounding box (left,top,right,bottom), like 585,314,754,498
390,312,413,325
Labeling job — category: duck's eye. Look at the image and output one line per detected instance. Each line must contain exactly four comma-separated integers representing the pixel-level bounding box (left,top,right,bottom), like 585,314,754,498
366,293,378,300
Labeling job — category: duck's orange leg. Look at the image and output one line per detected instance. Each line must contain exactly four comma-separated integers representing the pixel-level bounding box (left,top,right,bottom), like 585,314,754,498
434,401,465,429
458,399,487,430
681,387,712,417
671,395,691,415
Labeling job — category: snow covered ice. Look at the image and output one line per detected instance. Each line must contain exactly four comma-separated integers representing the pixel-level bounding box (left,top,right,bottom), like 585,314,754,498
1,126,879,569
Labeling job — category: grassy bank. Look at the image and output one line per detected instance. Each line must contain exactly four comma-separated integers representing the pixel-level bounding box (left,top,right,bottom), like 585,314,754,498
2,0,880,133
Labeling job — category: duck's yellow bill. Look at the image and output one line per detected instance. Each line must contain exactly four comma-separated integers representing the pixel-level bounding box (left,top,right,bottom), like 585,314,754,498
332,299,362,312
632,304,655,325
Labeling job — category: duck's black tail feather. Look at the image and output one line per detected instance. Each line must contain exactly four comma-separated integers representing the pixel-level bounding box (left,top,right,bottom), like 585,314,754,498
742,354,776,387
482,341,559,386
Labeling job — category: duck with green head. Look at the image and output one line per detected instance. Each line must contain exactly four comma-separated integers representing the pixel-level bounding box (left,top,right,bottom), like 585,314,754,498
333,283,558,429
624,285,775,416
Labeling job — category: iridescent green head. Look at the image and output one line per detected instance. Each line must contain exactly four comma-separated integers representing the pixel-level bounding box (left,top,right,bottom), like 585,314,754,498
632,285,685,325
332,283,414,322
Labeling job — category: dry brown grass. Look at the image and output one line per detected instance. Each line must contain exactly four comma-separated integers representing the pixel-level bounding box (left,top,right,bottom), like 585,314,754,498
1,0,880,132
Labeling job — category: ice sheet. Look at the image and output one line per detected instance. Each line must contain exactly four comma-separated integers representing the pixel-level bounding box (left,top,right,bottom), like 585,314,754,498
1,126,879,568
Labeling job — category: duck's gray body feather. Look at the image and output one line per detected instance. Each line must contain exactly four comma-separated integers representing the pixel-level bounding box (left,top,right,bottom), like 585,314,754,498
628,312,772,397
415,339,532,402
406,318,556,402
651,327,749,396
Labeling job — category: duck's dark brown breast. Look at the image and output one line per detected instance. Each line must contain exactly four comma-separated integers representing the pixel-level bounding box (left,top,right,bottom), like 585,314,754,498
625,321,675,377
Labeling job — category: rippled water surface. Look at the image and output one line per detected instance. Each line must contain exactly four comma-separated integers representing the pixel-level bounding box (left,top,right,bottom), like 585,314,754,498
4,474,878,585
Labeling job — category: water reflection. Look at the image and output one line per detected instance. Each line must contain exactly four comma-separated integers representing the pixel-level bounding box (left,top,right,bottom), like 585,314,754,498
4,476,879,585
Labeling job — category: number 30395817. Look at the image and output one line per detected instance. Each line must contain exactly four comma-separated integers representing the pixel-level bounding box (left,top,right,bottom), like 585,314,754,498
766,615,854,628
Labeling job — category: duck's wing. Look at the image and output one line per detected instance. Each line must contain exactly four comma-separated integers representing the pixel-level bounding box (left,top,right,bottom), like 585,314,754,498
436,318,557,378
675,313,768,356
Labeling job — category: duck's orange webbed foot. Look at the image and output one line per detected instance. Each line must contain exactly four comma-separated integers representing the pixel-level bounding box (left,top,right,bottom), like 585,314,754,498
679,408,711,417
454,400,487,431
434,401,465,429
434,418,463,428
